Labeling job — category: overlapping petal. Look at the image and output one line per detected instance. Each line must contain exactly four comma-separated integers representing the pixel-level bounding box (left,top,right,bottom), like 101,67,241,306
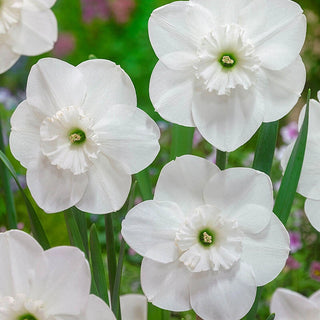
0,42,20,74
0,230,44,297
9,101,42,168
75,154,131,214
122,200,183,263
241,215,290,286
270,288,320,320
154,155,220,216
26,58,87,117
190,262,256,320
304,199,320,232
84,295,116,320
26,156,88,213
76,60,137,120
192,87,264,152
204,167,273,214
8,9,57,55
141,258,192,311
94,104,160,175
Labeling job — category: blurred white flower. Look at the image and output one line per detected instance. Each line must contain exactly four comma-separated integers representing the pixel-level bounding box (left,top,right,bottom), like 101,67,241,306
270,288,320,319
120,294,147,320
0,229,94,319
10,58,160,214
149,0,306,151
0,0,57,73
281,91,320,231
122,155,290,320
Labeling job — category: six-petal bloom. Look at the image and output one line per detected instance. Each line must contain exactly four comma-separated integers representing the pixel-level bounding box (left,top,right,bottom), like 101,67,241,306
0,0,58,73
270,288,320,319
149,0,306,151
9,57,160,214
281,91,320,232
0,229,116,320
122,155,290,320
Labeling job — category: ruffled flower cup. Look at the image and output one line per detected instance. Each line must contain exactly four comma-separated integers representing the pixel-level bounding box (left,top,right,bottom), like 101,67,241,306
270,288,320,319
122,155,290,320
149,0,306,151
9,57,160,214
0,229,117,320
281,91,320,231
0,0,57,73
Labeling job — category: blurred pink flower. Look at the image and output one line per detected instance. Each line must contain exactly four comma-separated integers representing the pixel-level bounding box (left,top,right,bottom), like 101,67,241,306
52,32,76,58
81,0,110,23
193,129,203,147
111,0,135,24
310,261,320,281
128,247,137,256
17,222,24,230
285,256,301,270
280,121,299,144
289,231,302,253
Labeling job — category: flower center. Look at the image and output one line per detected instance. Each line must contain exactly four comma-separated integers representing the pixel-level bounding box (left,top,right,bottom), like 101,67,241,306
18,314,38,320
0,0,23,34
219,54,236,68
69,128,86,144
198,229,215,247
175,205,243,272
40,106,100,175
194,24,260,95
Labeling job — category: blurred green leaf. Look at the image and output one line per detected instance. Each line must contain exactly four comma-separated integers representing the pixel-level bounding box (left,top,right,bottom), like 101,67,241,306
89,224,109,304
135,170,153,200
274,89,310,224
0,150,50,249
266,314,275,320
170,124,194,160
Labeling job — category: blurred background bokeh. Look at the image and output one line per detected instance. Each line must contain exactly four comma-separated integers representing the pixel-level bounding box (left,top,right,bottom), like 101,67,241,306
1,0,320,318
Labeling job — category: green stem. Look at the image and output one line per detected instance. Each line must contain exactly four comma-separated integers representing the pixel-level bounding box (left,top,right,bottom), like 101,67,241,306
170,124,194,160
105,213,118,315
216,149,227,170
244,287,263,320
0,117,17,229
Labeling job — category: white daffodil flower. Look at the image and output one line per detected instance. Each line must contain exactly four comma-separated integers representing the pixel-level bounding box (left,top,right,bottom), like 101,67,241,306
281,91,320,231
0,0,57,73
0,229,92,319
9,58,160,214
121,155,290,320
149,0,306,152
270,288,320,319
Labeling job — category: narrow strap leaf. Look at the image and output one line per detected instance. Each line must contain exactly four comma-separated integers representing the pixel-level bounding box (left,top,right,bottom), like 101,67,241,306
0,150,50,249
71,206,89,257
89,224,109,305
274,89,310,224
252,121,279,175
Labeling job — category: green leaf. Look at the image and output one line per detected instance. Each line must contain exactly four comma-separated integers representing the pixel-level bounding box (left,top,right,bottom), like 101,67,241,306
273,89,310,224
135,169,153,200
170,124,194,160
89,224,109,304
216,150,227,170
64,208,87,258
252,121,279,175
0,150,50,249
71,207,89,257
0,118,17,229
266,314,275,320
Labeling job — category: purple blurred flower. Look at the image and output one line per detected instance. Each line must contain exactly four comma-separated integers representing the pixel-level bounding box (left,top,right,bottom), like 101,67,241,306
280,121,299,145
193,129,203,147
128,247,137,256
0,226,7,232
52,32,76,58
111,0,135,24
285,256,301,270
310,261,320,281
289,231,302,253
10,174,26,192
206,150,216,164
81,0,109,24
17,222,24,230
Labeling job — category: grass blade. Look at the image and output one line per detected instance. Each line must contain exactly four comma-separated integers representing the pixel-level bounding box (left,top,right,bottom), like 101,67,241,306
274,89,310,224
252,121,279,175
0,150,50,249
89,224,109,304
71,206,89,257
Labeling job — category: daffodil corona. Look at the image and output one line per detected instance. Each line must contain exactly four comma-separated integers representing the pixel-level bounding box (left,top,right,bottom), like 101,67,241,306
149,0,307,151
